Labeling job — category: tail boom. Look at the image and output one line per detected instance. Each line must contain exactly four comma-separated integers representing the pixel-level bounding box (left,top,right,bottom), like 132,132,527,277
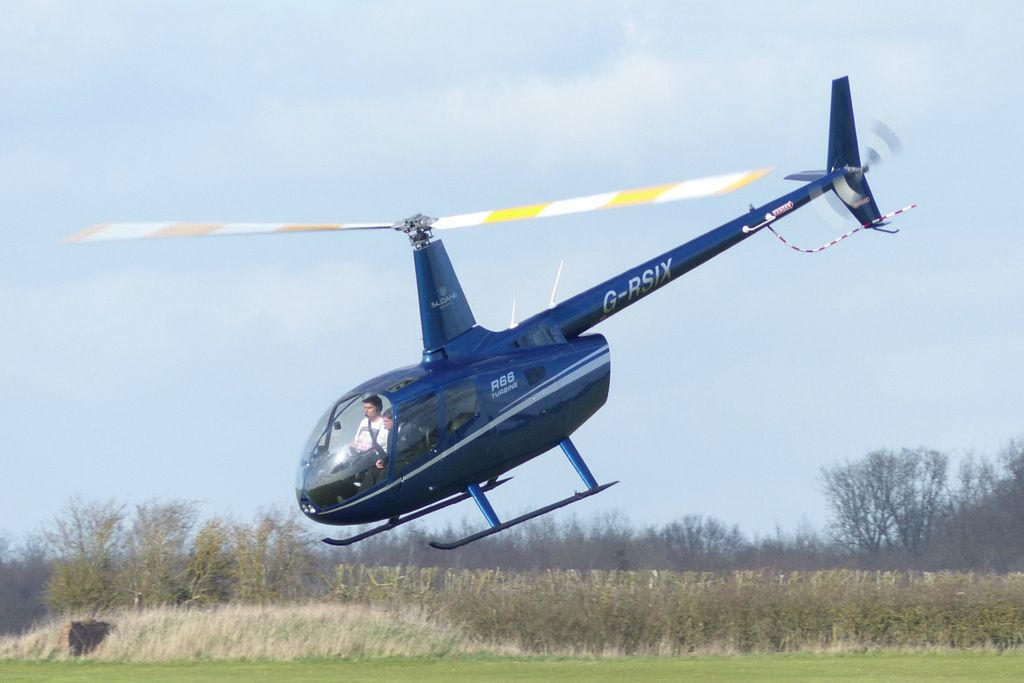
514,75,910,341
538,170,846,340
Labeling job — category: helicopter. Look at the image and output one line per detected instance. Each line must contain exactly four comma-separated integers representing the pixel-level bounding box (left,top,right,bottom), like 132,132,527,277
66,76,913,549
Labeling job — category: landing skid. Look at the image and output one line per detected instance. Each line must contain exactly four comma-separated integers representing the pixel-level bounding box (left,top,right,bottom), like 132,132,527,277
429,436,614,550
428,480,617,550
321,477,511,546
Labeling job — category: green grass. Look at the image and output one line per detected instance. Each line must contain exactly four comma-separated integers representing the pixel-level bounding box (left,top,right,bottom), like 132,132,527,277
2,652,1023,682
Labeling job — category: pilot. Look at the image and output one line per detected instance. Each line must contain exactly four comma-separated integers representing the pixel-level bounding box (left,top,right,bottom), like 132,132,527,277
360,408,395,488
349,394,389,467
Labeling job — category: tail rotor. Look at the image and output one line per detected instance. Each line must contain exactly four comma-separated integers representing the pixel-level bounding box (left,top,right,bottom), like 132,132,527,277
786,77,913,233
864,120,903,171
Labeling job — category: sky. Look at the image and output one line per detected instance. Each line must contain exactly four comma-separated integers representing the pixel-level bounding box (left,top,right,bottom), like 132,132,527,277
2,1,1022,547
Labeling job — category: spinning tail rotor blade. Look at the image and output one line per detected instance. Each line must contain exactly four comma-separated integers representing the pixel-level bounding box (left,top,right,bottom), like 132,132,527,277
825,120,904,228
430,168,772,230
864,120,902,170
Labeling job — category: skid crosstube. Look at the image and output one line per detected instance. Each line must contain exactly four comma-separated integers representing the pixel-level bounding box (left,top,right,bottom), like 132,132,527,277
428,481,618,550
429,436,615,550
321,477,511,546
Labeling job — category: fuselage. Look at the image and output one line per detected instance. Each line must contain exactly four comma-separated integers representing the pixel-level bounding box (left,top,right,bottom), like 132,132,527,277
297,331,610,525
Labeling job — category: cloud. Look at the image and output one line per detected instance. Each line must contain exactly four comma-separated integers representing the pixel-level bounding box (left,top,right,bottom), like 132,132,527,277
240,31,943,191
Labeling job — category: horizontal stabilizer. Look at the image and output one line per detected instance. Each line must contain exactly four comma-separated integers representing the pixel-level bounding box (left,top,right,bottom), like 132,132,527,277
784,171,828,182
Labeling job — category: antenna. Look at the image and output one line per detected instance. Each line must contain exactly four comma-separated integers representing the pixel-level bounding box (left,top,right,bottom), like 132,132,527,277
509,295,518,329
548,260,564,309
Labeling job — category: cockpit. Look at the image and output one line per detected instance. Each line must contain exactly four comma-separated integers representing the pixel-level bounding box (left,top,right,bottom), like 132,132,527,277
297,386,443,513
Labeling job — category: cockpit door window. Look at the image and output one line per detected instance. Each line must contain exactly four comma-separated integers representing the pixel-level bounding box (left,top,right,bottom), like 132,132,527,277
391,392,439,476
444,379,480,438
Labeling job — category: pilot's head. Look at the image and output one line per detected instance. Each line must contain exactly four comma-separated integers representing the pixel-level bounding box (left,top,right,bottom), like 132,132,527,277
363,394,383,418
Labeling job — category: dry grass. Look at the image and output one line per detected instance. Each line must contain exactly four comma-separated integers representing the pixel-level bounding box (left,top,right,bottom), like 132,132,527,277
0,603,496,661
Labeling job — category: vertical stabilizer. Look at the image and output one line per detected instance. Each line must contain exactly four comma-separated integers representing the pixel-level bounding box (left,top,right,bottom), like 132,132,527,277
827,76,882,226
827,76,862,171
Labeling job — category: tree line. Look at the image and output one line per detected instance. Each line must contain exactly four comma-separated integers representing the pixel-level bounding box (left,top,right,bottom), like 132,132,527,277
819,438,1024,570
2,436,1023,636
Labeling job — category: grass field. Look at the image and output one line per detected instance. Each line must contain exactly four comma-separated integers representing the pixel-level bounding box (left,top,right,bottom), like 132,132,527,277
2,652,1024,682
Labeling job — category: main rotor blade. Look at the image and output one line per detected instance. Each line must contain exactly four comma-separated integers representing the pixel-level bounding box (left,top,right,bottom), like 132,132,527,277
63,221,392,243
430,168,772,230
64,168,771,243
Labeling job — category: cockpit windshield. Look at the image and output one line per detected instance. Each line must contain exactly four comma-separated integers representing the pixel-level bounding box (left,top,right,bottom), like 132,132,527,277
298,392,394,509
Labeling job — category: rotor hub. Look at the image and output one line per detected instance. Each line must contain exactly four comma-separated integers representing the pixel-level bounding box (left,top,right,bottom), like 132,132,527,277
844,164,868,177
394,214,437,249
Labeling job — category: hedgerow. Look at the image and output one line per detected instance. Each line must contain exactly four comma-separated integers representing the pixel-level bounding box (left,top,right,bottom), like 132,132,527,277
324,566,1024,654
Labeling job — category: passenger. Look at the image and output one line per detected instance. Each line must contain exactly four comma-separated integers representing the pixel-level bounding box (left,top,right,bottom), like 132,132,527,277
391,409,429,470
375,409,395,472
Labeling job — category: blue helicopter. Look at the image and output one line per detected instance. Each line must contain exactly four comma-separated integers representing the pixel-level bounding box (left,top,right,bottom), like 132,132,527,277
67,77,913,549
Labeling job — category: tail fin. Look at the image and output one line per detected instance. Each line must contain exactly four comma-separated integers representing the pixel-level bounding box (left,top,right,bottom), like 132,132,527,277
826,76,883,226
785,77,886,226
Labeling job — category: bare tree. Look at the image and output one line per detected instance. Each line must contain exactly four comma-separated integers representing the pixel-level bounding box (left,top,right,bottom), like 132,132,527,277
232,508,319,603
889,448,948,552
656,514,744,569
820,450,897,553
820,448,950,555
121,499,199,606
44,497,127,613
183,517,235,605
929,454,1000,568
0,535,51,635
